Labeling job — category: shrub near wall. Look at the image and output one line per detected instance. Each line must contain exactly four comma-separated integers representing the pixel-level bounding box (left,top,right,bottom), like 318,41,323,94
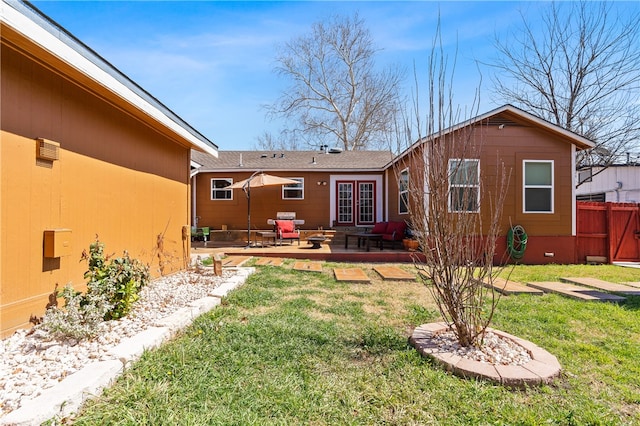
41,239,150,340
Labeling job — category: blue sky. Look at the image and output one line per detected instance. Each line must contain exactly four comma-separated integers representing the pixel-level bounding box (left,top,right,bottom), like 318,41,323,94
30,1,637,151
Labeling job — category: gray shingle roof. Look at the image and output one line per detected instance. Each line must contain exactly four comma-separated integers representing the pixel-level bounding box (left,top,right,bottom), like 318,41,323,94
192,150,394,172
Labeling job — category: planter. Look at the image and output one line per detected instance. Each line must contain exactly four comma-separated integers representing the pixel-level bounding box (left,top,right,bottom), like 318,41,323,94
410,322,562,387
403,238,419,251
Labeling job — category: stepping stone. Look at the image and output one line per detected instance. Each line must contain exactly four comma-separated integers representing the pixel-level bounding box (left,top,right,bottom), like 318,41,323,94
373,266,415,281
222,256,252,267
561,277,640,296
255,257,284,266
474,277,543,295
334,268,370,283
526,281,626,302
613,261,640,269
293,261,323,272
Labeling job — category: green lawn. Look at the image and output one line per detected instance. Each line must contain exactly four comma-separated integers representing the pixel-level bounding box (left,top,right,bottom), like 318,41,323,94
71,262,640,425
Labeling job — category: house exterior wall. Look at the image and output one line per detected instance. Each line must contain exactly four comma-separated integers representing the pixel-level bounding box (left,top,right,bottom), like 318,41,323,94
387,149,419,227
1,42,192,337
390,113,577,264
576,166,640,203
194,170,386,231
481,121,575,239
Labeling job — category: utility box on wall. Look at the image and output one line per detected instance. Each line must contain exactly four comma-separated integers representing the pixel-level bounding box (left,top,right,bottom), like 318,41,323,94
43,229,72,258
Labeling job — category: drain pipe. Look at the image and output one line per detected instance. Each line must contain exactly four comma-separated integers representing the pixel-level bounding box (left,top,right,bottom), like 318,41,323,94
615,181,623,202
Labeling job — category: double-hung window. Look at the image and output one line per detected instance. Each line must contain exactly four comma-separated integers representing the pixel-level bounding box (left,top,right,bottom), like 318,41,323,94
282,178,304,200
523,160,553,213
448,159,480,213
399,168,409,214
211,178,232,200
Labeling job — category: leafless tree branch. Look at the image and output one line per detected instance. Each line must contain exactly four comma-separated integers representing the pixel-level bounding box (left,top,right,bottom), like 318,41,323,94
267,13,404,151
489,1,640,174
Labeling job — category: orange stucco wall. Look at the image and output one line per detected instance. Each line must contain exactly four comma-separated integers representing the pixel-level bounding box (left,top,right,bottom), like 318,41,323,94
1,40,192,337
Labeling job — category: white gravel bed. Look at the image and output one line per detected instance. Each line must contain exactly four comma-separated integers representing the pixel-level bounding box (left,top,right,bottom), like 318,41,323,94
431,330,533,366
0,267,236,415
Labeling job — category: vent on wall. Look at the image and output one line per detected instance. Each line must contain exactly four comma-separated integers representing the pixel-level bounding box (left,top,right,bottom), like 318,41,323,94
36,138,60,161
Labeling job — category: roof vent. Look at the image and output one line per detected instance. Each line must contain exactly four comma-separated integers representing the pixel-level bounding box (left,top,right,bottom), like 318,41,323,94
328,147,343,154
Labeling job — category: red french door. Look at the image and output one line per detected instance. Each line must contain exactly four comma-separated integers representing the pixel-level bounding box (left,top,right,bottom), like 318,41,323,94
336,180,376,226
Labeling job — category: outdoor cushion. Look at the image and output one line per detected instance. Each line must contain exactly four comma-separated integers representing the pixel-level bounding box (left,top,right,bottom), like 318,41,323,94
383,221,406,240
275,220,295,233
371,222,387,234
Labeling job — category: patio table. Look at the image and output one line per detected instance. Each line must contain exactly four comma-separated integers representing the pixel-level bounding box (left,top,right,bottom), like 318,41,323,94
344,233,383,252
256,231,278,247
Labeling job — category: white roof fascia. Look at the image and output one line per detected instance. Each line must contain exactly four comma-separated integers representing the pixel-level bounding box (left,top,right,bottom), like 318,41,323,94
1,1,218,157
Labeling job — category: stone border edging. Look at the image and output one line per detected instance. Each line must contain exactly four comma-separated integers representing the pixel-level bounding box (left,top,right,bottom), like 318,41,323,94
1,267,255,426
409,322,561,387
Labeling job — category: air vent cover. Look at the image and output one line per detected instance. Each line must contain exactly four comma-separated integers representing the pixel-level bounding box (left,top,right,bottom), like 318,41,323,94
36,138,60,161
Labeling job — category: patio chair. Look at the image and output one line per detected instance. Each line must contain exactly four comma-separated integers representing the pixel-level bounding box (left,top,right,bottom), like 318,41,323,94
191,226,210,242
274,220,300,245
380,221,407,249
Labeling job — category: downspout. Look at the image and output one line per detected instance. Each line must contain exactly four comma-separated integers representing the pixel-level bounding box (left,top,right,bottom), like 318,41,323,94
614,181,623,202
571,144,576,236
190,172,198,227
384,168,389,221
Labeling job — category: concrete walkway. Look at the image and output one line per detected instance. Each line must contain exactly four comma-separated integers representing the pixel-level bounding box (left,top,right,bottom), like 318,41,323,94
475,277,544,295
526,281,626,302
333,268,371,283
560,277,640,296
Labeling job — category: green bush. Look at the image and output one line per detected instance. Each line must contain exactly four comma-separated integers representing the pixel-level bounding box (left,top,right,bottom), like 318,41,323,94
83,240,150,320
40,238,150,339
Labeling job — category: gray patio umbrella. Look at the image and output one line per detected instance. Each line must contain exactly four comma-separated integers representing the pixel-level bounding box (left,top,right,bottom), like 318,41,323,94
227,171,299,247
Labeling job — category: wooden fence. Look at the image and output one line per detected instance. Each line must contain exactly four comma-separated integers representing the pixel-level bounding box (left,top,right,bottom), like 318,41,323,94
576,201,640,263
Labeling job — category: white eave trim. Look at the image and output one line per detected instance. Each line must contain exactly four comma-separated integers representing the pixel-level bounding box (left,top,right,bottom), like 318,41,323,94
1,1,218,157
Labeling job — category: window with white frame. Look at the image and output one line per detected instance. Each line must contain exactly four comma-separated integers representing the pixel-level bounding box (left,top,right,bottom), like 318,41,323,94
211,178,232,200
523,160,554,213
578,168,592,185
399,168,409,214
282,178,304,200
448,159,480,212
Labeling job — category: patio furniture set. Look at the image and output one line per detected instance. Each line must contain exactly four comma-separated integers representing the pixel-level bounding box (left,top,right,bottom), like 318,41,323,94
344,221,408,252
195,215,410,251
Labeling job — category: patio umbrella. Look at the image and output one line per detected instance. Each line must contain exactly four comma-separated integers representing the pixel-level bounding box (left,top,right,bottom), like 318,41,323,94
227,171,299,247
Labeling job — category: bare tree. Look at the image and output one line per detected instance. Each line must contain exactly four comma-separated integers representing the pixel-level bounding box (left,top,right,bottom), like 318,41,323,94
252,131,302,151
268,13,403,151
396,25,510,348
490,1,640,171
